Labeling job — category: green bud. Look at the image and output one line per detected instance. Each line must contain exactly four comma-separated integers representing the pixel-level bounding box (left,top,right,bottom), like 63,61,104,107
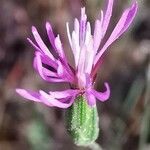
65,95,99,146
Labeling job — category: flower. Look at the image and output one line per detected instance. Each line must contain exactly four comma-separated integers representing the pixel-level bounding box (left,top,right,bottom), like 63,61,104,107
16,0,138,108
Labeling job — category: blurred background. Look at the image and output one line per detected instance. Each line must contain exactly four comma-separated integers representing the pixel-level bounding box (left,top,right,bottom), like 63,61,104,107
0,0,149,150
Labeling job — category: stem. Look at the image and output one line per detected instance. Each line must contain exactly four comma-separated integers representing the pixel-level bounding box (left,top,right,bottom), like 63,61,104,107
87,142,103,150
139,62,150,150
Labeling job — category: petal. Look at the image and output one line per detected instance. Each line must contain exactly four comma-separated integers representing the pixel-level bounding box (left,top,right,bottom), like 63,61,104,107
16,89,76,108
84,38,95,74
74,18,80,43
57,60,64,76
85,73,92,87
77,45,87,72
32,26,55,61
42,67,58,77
77,44,87,87
80,7,87,46
45,22,56,49
85,22,91,45
70,19,80,68
66,22,72,47
117,2,138,38
40,54,57,68
94,2,138,66
27,38,42,52
71,31,80,67
35,52,48,80
93,19,103,54
102,0,114,37
44,77,67,82
54,35,67,60
16,89,42,102
34,52,57,71
91,82,110,102
49,89,80,99
46,22,69,64
85,91,96,107
57,60,75,82
100,10,104,25
77,46,87,86
39,90,75,108
35,52,66,82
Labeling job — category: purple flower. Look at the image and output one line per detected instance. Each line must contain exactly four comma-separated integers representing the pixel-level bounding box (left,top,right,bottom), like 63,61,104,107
16,0,138,108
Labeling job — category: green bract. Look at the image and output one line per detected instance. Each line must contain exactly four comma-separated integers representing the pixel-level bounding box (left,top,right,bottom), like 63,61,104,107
65,96,99,146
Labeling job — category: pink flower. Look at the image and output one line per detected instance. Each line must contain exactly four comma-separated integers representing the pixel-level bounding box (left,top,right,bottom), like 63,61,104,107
16,0,138,108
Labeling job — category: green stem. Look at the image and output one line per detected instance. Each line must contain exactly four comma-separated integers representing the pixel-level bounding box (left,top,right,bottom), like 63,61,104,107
139,62,150,150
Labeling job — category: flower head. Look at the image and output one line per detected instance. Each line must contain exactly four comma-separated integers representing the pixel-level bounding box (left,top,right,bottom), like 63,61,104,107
16,0,138,108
